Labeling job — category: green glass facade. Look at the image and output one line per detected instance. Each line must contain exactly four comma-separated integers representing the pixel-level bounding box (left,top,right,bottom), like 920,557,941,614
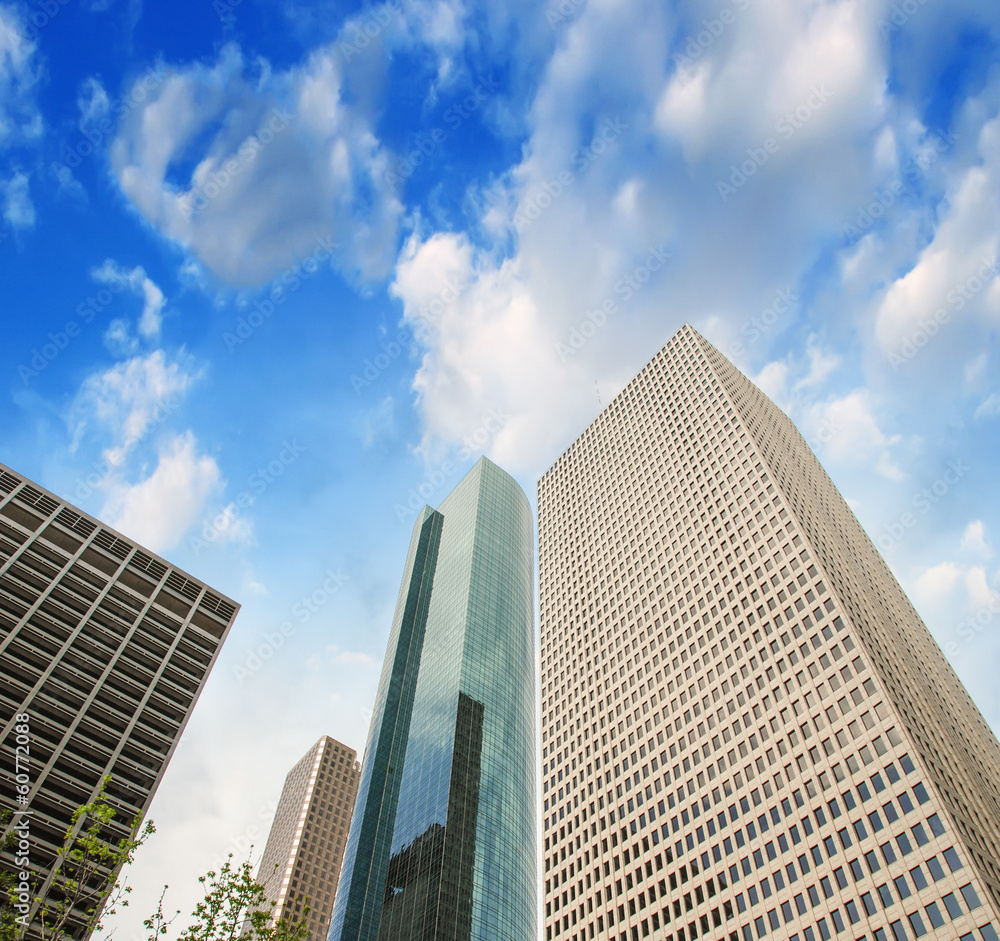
328,457,535,941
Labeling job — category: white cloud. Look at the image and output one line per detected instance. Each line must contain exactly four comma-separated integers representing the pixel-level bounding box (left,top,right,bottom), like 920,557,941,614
0,5,41,147
325,643,376,666
874,113,1000,359
914,561,963,603
93,259,166,339
974,392,1000,419
1,169,33,228
803,389,900,466
961,520,992,559
388,0,901,473
102,431,221,552
70,349,200,466
109,39,403,287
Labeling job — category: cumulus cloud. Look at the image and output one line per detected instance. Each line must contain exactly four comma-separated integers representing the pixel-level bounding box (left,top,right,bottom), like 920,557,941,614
109,38,403,287
915,561,963,603
1,169,33,227
388,0,904,474
874,113,1000,361
961,520,992,559
0,5,41,146
92,259,167,339
101,431,221,552
70,349,201,466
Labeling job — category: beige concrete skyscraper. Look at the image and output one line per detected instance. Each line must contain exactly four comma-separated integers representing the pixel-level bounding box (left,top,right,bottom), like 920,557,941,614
255,736,360,940
538,325,1000,941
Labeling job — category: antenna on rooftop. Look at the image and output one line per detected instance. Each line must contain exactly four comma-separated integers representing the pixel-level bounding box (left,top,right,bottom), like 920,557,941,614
595,381,602,409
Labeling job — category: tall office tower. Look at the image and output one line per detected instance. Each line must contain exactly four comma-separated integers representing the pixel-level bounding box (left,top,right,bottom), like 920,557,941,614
537,325,1000,941
328,457,535,941
0,461,238,938
256,736,361,939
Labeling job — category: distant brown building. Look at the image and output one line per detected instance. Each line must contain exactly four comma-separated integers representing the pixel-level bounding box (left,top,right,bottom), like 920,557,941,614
256,736,360,939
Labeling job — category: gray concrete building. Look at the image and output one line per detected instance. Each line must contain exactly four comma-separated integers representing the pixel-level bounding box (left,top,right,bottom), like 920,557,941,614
0,460,238,938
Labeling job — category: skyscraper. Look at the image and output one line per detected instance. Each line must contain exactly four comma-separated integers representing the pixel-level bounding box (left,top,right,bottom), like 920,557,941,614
328,457,535,941
0,461,238,938
256,736,361,940
538,326,1000,941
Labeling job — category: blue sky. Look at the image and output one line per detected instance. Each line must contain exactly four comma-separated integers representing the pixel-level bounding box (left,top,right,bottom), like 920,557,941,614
1,0,999,929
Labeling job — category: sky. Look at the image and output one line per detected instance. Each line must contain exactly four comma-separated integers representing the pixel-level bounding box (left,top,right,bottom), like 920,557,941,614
1,0,999,933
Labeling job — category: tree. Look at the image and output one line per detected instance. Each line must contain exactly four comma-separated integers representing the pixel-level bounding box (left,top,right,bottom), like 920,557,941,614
35,778,154,941
1,810,22,941
144,856,309,941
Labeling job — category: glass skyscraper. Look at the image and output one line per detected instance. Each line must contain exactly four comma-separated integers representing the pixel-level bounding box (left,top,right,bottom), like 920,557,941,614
328,457,535,941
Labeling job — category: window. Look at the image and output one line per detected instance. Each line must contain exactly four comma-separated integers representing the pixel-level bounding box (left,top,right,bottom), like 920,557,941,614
894,876,911,899
944,847,963,872
909,866,928,891
927,814,945,836
907,913,927,938
943,893,963,919
891,920,908,941
862,893,877,916
924,902,944,929
960,885,982,910
878,884,894,907
882,842,898,865
927,856,945,881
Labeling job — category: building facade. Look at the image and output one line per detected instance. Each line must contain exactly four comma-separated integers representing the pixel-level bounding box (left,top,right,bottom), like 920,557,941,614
0,461,238,938
538,326,1000,941
328,457,535,941
256,736,361,940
